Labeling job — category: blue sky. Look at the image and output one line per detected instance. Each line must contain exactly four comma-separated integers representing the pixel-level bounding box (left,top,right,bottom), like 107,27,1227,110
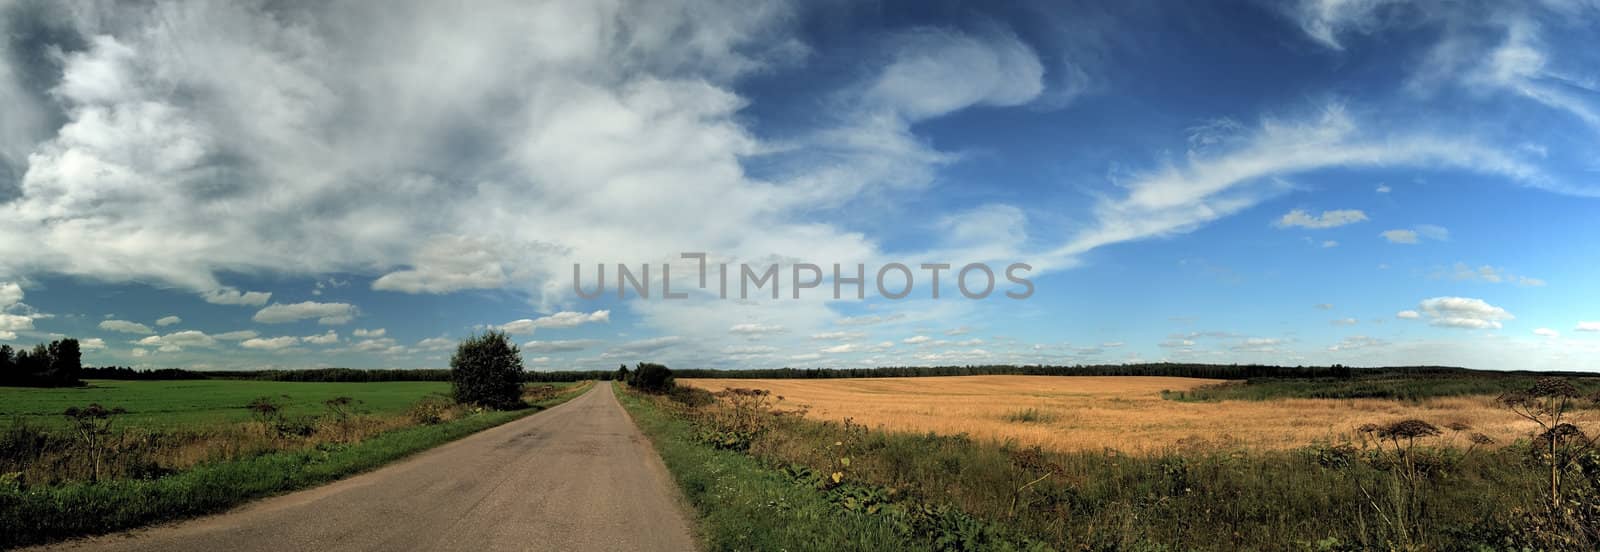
1,0,1598,371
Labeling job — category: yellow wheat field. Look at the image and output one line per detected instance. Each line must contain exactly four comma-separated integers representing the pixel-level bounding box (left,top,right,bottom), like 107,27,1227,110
682,375,1540,454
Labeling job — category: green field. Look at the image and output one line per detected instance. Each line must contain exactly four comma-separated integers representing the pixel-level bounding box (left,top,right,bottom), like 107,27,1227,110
1,379,592,548
0,380,453,429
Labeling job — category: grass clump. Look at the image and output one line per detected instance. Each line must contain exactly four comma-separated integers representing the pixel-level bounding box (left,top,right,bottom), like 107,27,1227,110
1002,408,1057,424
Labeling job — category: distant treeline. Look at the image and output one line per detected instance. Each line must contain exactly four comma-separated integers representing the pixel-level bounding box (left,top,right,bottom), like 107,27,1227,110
0,339,83,387
671,363,1460,380
66,362,1596,385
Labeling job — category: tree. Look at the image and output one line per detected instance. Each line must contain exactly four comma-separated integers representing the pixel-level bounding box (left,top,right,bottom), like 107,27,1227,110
0,345,15,386
47,338,82,386
629,362,674,393
615,363,630,382
449,331,525,409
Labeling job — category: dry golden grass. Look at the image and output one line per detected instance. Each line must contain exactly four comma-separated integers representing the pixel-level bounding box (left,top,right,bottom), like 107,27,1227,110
682,375,1540,454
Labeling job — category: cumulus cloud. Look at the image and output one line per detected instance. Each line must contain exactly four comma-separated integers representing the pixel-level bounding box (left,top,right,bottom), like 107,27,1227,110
1578,322,1600,332
352,328,385,338
903,335,933,344
155,315,181,327
99,319,152,335
416,336,455,351
0,0,886,312
241,336,299,350
1274,208,1367,229
253,302,357,325
0,283,21,307
137,330,218,351
1396,310,1421,319
79,338,107,350
1415,297,1514,329
302,330,340,345
213,330,259,341
202,289,272,307
497,310,610,334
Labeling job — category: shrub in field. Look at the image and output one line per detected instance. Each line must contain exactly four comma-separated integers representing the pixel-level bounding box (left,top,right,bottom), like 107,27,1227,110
1497,377,1600,548
449,331,525,409
628,362,675,393
408,395,455,425
62,404,126,482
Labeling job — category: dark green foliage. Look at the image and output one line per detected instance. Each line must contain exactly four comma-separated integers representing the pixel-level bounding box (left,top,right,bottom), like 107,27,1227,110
0,338,82,387
448,331,525,409
1166,373,1600,402
627,362,674,393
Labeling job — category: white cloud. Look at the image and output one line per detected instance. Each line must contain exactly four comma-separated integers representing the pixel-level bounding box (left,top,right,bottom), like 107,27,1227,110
1534,328,1560,338
202,289,272,307
1442,263,1545,286
99,319,153,335
1376,183,1391,193
522,339,602,353
213,330,259,341
866,28,1045,122
1328,335,1388,351
902,335,933,344
1381,229,1418,244
1416,297,1514,329
1577,322,1600,332
1284,0,1405,50
1321,240,1339,248
1332,318,1358,326
417,336,455,351
1315,303,1334,310
1049,104,1549,261
253,302,358,325
0,283,21,307
137,330,219,351
1274,208,1367,229
155,315,182,327
498,310,610,334
302,330,340,345
79,338,107,350
811,331,866,341
352,328,386,338
1396,310,1421,319
241,336,300,350
729,323,785,336
599,336,684,359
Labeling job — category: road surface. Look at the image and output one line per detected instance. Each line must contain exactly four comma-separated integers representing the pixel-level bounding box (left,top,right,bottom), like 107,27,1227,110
35,383,697,552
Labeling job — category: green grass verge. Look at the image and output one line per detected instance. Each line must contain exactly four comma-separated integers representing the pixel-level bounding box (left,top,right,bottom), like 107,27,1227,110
0,381,592,549
616,385,1045,552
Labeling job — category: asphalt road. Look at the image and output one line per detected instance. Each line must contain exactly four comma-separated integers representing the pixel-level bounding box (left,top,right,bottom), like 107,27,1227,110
34,383,698,552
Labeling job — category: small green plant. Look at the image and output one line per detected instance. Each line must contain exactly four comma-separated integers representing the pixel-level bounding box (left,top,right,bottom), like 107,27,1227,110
408,395,454,425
